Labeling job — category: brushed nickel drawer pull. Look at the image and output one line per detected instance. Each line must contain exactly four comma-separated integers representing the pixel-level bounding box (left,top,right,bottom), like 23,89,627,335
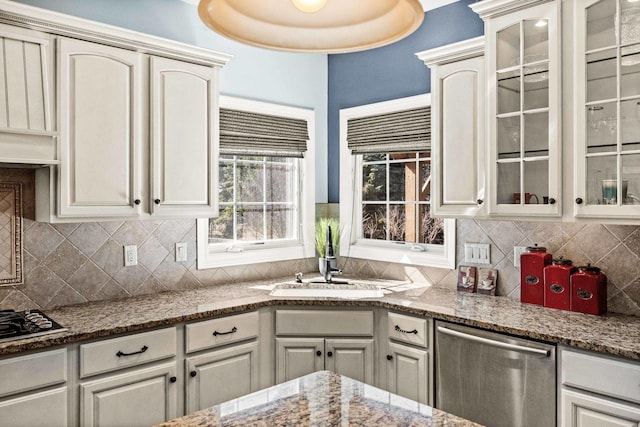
116,345,148,357
213,326,237,336
395,325,418,334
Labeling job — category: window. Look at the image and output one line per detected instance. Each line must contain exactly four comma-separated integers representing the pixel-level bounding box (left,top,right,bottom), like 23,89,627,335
339,94,455,269
197,96,315,269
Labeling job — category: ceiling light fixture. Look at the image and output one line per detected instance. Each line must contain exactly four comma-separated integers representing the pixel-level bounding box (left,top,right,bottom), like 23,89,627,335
197,0,425,54
290,0,328,13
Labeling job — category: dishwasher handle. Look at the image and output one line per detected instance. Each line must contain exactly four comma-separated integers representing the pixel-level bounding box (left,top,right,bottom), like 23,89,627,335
437,325,551,357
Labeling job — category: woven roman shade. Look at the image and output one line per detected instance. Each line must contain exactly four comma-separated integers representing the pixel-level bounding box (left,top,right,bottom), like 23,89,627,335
219,108,309,158
347,106,431,154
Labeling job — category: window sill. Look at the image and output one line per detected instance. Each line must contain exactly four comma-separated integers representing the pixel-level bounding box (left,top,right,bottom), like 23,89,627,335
341,241,455,270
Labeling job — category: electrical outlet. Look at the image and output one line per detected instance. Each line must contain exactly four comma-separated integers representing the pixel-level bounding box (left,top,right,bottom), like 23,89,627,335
514,246,528,268
176,242,187,262
464,243,491,264
124,245,138,267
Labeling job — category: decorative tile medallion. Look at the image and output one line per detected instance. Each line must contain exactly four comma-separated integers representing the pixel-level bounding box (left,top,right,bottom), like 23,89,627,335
0,182,23,285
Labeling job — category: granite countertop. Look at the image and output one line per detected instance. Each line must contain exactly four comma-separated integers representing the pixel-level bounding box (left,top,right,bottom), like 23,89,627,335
1,278,639,360
155,370,483,427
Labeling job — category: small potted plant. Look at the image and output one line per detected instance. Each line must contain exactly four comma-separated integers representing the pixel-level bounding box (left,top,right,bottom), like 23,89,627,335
315,217,341,275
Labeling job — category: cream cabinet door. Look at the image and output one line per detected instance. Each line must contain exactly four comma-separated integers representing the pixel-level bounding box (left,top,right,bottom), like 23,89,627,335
562,389,640,427
80,362,178,427
57,37,143,218
0,387,67,427
185,341,259,413
419,38,486,218
150,56,219,217
325,338,374,385
275,337,324,383
386,341,429,405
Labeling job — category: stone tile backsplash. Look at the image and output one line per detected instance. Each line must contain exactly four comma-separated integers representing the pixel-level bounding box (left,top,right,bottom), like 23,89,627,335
1,171,639,317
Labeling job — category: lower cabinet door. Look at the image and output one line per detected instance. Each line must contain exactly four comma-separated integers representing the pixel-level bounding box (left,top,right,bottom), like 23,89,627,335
325,338,374,385
0,387,67,427
562,389,640,427
276,338,324,384
386,341,429,404
80,362,178,427
185,341,259,413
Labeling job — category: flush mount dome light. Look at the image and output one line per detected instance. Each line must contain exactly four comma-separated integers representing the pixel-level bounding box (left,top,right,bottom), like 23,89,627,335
198,0,425,53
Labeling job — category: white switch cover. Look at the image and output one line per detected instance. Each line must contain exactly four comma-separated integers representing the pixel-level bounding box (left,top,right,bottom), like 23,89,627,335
514,246,528,268
464,243,490,264
124,245,137,266
176,242,187,262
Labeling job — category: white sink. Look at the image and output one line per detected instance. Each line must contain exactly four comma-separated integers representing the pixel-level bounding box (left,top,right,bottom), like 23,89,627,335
269,283,384,299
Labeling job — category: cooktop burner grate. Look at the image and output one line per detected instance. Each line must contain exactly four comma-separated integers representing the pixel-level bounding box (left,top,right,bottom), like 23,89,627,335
0,309,67,343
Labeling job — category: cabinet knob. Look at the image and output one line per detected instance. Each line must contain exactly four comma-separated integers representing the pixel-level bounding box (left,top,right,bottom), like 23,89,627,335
190,371,197,377
169,376,177,383
134,199,141,205
575,197,583,205
548,198,556,205
327,351,333,357
386,355,393,361
154,199,161,205
316,350,322,357
477,199,483,205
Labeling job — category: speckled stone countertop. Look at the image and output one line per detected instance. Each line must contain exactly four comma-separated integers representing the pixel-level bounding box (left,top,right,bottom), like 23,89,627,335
1,278,639,361
155,370,483,427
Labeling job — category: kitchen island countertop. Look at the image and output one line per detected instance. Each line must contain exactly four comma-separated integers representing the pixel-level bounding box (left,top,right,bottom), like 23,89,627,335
155,370,483,427
1,278,639,360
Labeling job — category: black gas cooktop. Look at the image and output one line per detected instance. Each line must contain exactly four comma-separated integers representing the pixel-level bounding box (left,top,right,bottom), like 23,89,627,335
0,309,67,343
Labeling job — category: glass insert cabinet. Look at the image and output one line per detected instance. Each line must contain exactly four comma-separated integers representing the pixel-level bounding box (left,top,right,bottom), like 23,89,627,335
478,0,562,217
575,0,640,218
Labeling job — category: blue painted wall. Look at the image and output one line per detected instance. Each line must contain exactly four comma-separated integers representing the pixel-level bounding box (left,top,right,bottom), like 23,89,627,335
327,0,484,202
11,0,330,202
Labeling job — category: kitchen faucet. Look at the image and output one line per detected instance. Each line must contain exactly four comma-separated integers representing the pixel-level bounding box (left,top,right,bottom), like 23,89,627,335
320,226,342,283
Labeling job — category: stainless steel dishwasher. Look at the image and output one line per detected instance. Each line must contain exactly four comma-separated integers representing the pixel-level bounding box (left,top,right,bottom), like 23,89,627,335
435,321,556,427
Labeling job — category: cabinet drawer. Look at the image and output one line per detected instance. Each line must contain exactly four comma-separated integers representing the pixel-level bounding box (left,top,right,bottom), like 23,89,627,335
80,327,176,378
562,348,640,405
186,311,259,353
275,310,373,336
387,312,429,348
0,348,67,398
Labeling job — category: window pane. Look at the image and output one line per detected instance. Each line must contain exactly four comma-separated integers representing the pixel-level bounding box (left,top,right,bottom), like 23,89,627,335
419,161,431,202
362,163,386,201
362,204,386,240
420,205,444,245
388,204,406,242
266,204,293,239
266,162,292,203
209,206,234,242
237,163,263,202
218,161,234,203
389,162,408,202
363,153,386,162
236,206,264,241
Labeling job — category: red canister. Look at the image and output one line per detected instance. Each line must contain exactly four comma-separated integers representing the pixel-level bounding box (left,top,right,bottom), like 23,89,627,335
543,258,576,310
570,265,607,315
520,244,552,305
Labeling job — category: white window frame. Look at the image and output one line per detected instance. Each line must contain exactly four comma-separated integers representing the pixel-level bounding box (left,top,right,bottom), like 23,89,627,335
339,94,456,269
197,96,315,269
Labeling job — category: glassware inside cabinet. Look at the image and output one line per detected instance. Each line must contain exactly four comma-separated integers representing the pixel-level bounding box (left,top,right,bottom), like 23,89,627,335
495,18,551,205
583,0,640,208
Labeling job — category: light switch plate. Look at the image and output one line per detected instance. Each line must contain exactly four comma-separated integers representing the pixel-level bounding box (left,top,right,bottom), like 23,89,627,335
514,246,528,268
124,245,137,266
464,243,490,264
176,242,187,262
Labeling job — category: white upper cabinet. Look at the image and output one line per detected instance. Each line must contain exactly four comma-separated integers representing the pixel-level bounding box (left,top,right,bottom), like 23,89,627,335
472,0,562,218
150,57,219,217
57,37,143,218
418,37,486,218
574,0,640,219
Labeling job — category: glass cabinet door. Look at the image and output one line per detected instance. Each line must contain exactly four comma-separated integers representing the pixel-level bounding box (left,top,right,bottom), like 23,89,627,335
576,0,640,218
486,1,561,217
